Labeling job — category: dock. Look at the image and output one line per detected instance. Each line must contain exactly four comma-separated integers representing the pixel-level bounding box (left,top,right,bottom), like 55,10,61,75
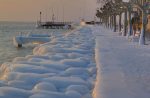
36,22,72,29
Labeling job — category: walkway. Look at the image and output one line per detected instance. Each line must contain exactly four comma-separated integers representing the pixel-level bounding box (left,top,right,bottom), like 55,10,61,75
93,26,150,98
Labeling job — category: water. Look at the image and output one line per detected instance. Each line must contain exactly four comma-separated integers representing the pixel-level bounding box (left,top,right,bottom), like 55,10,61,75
0,21,66,65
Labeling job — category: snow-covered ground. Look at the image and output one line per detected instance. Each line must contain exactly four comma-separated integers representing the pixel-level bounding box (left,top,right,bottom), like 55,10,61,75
0,25,150,98
93,26,150,98
0,26,96,98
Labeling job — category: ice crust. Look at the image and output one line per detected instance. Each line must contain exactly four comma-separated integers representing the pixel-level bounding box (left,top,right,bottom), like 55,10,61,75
0,26,96,98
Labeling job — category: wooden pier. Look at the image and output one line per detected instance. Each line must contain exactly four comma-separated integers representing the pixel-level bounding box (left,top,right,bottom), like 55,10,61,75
37,21,72,29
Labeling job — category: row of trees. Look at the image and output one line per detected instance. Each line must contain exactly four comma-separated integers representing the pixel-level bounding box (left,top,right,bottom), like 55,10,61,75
96,0,150,45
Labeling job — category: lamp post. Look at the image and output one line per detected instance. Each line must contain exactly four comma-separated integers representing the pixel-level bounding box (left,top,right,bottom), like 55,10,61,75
40,12,42,23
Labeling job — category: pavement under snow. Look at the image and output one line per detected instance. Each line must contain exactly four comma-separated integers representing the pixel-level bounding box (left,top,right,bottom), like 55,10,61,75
93,26,150,98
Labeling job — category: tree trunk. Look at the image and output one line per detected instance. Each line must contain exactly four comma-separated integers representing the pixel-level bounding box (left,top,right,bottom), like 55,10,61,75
127,7,132,37
107,16,109,28
123,10,127,36
119,13,122,32
110,16,111,29
114,14,117,32
110,16,112,29
139,11,146,45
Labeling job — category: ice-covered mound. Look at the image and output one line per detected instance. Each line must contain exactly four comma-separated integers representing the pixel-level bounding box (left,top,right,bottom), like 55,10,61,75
33,82,57,92
66,85,90,95
0,26,96,98
63,68,90,80
0,87,31,98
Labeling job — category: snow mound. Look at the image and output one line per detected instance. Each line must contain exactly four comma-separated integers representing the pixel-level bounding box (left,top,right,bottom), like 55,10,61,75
64,68,90,80
65,90,82,98
12,64,58,74
66,85,90,94
0,87,31,98
0,26,96,98
29,92,67,98
43,76,88,90
61,58,89,68
33,82,57,92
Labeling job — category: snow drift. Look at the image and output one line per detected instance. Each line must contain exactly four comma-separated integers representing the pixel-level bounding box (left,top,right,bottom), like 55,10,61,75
0,26,96,98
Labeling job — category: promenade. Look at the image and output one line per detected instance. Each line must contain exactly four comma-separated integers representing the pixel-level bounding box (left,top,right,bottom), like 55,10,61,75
93,26,150,98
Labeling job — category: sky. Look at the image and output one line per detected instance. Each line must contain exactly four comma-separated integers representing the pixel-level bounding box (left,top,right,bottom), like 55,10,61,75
0,0,97,22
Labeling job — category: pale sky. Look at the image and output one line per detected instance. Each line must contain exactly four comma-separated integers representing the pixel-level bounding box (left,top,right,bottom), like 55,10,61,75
0,0,97,22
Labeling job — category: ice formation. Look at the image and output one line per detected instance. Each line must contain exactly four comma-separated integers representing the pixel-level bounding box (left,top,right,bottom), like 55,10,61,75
0,26,96,98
